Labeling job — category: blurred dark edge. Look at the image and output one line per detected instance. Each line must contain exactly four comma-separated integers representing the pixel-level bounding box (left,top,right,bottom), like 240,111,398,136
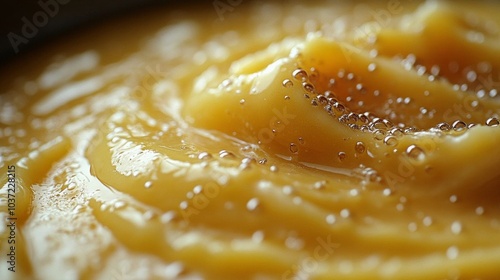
0,0,205,66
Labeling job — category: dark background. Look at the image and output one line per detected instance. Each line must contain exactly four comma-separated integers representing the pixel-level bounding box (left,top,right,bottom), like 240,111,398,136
0,0,206,65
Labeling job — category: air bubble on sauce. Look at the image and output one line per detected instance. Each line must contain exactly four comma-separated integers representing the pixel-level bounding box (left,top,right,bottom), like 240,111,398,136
292,69,308,81
198,152,212,160
246,198,260,211
383,136,398,146
355,142,366,154
282,79,293,88
406,145,425,161
326,214,336,225
486,117,499,126
338,152,346,161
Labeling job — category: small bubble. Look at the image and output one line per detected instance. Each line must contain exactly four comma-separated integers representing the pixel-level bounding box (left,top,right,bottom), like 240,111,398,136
349,189,359,196
179,201,188,210
406,145,425,160
486,117,499,126
258,158,267,164
382,188,392,196
340,209,350,218
317,95,328,105
431,65,440,76
383,136,398,146
144,181,153,189
314,180,326,189
303,82,314,93
282,186,293,195
348,113,359,123
326,214,336,225
449,195,458,203
466,70,477,82
270,165,279,172
347,73,355,80
467,123,477,129
113,200,126,210
284,95,290,100
477,89,486,98
198,152,212,160
359,114,369,124
328,79,336,87
282,79,293,88
252,231,264,243
160,211,176,223
246,198,260,211
436,122,451,131
241,157,255,165
337,69,345,78
450,221,462,235
333,102,346,115
292,69,308,81
285,236,304,250
405,127,418,134
389,128,404,137
67,183,76,191
193,185,203,194
219,150,235,159
338,152,346,161
355,141,366,154
289,143,299,154
452,120,467,131
396,203,404,211
475,206,484,215
489,89,498,98
373,129,385,140
239,99,246,105
446,246,459,260
371,118,388,130
367,63,377,72
477,62,491,73
416,65,426,76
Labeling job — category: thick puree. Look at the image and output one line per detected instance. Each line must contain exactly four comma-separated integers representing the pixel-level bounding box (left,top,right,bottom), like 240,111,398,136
1,1,500,279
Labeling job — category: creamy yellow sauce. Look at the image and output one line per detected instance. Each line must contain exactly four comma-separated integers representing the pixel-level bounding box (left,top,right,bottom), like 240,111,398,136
1,1,500,279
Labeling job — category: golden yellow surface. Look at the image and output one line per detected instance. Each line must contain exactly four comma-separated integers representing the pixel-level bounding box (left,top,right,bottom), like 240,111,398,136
1,1,500,279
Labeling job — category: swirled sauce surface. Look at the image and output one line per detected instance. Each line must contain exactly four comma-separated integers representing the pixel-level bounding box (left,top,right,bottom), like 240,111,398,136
1,1,500,279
